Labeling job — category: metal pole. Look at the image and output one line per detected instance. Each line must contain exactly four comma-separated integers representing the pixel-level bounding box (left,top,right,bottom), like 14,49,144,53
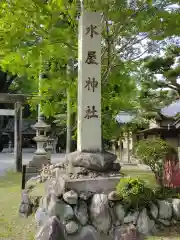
21,165,26,190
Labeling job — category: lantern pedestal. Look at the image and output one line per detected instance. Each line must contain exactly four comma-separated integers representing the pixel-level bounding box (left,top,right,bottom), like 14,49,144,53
45,137,54,162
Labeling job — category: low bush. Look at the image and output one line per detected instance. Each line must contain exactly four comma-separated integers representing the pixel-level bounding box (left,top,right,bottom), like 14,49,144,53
135,137,177,186
154,187,180,200
116,177,155,210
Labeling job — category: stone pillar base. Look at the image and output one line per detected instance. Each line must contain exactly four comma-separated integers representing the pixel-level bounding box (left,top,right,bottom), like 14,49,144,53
65,176,121,194
65,151,119,172
25,154,49,183
28,154,49,169
25,166,39,182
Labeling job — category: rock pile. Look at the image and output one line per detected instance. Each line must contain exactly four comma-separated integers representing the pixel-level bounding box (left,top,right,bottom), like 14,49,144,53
35,187,144,240
21,173,180,240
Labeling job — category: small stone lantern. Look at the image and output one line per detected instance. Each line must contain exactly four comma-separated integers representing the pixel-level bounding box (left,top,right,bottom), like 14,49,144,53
28,115,51,169
32,116,50,155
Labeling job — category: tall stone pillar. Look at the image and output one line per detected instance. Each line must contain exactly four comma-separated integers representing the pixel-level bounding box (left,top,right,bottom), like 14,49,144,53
66,12,118,173
77,11,102,152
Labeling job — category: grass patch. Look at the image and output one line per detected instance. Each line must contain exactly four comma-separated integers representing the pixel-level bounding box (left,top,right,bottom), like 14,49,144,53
0,170,35,240
121,169,158,188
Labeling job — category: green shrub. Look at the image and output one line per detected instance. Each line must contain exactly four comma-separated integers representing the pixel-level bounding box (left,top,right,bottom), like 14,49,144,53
116,177,154,210
154,187,180,200
135,137,177,186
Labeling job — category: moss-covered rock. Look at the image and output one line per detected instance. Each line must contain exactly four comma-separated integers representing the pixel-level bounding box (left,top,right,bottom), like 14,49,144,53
26,175,42,191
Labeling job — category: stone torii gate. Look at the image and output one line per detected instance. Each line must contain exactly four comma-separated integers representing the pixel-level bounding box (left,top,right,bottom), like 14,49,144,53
0,93,26,172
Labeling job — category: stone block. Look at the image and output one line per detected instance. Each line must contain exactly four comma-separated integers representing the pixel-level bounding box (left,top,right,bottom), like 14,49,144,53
65,176,121,194
35,207,49,227
137,209,155,235
63,190,78,205
19,190,33,217
74,200,88,225
158,200,172,219
25,173,39,183
114,224,144,240
46,177,65,197
90,194,111,233
115,203,126,222
65,221,79,235
26,166,39,173
35,216,66,240
25,166,40,183
47,199,74,221
67,225,112,240
65,151,117,172
28,154,49,169
172,198,180,219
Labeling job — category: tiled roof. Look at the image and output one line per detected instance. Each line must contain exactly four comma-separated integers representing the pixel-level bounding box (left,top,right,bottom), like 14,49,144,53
161,100,180,117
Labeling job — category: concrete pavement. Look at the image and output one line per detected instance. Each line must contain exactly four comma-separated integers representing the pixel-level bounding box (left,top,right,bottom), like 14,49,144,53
0,148,66,175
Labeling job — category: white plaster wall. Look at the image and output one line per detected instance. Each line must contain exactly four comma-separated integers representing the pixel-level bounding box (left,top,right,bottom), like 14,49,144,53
149,120,160,128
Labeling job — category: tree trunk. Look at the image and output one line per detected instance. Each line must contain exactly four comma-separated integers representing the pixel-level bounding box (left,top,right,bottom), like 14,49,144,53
66,87,71,153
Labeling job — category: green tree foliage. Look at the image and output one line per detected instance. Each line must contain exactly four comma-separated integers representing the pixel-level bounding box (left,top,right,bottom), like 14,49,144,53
144,45,180,95
134,46,180,122
0,0,78,122
0,0,179,139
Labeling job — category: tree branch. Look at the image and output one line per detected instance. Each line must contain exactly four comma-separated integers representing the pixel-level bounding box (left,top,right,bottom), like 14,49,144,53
128,48,149,61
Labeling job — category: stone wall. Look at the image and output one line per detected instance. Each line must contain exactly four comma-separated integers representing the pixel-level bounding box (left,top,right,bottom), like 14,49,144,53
21,172,180,240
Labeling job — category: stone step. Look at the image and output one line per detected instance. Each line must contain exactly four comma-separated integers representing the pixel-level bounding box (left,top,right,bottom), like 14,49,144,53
25,172,39,182
65,176,121,194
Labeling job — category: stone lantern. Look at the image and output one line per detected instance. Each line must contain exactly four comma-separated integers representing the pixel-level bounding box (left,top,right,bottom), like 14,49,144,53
28,115,51,169
45,136,54,162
